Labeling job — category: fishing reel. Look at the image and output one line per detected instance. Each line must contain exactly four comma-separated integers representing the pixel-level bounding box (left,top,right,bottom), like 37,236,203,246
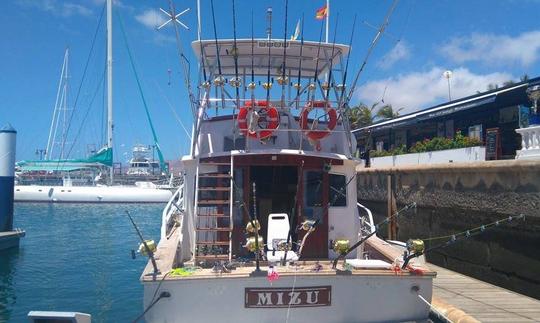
229,77,242,88
401,239,425,269
131,239,156,259
244,220,264,252
332,239,350,256
276,76,288,86
244,236,265,252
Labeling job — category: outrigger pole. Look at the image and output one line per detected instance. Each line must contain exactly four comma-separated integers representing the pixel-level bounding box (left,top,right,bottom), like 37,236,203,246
345,0,399,105
324,13,339,102
310,20,326,103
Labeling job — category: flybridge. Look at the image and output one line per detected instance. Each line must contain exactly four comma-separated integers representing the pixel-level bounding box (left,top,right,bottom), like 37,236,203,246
191,39,349,78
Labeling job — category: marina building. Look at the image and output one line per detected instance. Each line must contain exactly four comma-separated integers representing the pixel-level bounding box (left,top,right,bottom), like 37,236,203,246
353,76,540,162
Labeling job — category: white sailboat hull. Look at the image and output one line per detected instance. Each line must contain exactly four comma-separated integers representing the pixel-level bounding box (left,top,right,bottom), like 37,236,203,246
14,185,172,203
142,274,432,322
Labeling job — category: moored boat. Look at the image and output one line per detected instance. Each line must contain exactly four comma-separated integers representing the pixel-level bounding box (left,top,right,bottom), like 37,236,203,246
140,1,435,321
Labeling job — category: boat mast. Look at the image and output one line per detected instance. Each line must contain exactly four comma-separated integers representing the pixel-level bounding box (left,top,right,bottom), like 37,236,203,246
106,0,114,184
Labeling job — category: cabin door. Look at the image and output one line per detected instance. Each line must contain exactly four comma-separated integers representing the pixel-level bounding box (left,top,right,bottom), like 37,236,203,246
299,169,329,259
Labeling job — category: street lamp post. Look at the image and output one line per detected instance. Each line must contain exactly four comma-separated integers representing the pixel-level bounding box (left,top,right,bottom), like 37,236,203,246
443,70,453,101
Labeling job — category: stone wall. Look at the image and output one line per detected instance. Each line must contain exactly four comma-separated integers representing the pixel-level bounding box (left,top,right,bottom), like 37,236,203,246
357,160,540,299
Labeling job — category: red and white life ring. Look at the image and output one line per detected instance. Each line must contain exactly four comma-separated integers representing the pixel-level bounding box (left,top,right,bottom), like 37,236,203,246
237,100,279,140
300,101,338,141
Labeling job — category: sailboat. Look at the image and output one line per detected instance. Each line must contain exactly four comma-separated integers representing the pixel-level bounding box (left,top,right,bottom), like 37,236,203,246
138,1,434,321
14,1,172,203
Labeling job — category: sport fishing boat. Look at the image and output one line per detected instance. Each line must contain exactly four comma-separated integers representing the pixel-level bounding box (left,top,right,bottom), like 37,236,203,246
140,1,434,322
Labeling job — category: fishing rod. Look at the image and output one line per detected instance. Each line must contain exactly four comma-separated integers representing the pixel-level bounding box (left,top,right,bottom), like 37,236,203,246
251,182,262,272
231,0,241,148
265,7,273,104
332,202,416,269
295,14,305,110
279,0,289,109
324,13,339,103
126,210,159,276
210,0,226,111
281,160,304,266
401,214,526,269
345,0,400,105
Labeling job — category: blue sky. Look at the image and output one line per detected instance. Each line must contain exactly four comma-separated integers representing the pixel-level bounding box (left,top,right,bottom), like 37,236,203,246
1,0,539,162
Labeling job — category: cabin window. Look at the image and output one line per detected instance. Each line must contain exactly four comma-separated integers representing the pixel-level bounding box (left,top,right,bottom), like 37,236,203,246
328,174,347,207
304,171,323,207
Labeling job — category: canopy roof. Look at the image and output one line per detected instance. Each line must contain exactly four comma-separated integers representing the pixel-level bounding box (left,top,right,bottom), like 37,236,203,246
192,39,350,78
16,147,112,172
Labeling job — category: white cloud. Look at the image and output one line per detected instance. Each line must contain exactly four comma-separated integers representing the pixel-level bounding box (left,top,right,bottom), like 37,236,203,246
377,41,410,69
17,0,93,17
356,67,514,113
441,30,540,67
135,9,168,30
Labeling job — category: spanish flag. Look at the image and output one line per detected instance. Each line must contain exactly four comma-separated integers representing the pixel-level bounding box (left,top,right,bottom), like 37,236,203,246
315,4,327,20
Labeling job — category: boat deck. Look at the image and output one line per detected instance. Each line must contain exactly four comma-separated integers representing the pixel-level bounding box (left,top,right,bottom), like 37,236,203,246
430,263,540,322
141,233,436,282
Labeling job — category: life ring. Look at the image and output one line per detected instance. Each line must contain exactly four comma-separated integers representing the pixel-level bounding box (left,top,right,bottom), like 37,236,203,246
300,101,337,141
237,100,279,140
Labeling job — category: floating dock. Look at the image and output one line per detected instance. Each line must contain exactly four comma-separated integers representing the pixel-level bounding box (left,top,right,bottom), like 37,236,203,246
0,230,25,250
430,263,540,322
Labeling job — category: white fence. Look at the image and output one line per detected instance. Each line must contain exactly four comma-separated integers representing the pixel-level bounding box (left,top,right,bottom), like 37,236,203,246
368,146,486,167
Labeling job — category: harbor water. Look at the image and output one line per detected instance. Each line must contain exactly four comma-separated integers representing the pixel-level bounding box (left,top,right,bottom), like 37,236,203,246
0,203,162,322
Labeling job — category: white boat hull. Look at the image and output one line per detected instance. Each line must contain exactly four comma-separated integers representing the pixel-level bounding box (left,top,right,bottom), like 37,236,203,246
142,273,432,322
14,185,172,203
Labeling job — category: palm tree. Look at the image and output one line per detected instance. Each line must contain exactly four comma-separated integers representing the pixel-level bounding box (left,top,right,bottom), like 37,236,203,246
376,105,402,120
348,103,376,129
348,102,402,129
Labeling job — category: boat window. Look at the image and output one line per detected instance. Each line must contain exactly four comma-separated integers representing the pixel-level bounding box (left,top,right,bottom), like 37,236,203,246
305,171,323,207
329,174,347,207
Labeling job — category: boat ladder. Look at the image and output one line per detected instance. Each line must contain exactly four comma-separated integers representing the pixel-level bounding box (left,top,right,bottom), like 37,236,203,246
194,156,234,264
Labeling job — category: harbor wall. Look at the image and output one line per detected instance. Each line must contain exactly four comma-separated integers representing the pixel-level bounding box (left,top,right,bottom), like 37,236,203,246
357,160,540,299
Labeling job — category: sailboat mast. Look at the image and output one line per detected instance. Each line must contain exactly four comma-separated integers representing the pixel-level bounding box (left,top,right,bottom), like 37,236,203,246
106,0,113,184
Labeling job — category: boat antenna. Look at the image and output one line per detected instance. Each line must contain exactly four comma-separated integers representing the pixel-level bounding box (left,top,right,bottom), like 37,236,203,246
265,7,273,104
210,0,226,110
279,0,289,109
281,160,304,266
125,210,159,277
294,14,305,110
324,13,339,102
345,0,400,105
337,14,357,106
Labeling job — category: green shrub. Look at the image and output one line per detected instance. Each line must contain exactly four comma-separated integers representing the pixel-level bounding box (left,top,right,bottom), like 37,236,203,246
372,132,483,157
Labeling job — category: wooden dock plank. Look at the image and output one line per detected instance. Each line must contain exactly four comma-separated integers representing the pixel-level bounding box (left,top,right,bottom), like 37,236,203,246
430,263,540,322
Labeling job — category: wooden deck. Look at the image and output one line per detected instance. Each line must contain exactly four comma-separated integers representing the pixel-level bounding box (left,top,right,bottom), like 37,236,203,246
429,263,540,322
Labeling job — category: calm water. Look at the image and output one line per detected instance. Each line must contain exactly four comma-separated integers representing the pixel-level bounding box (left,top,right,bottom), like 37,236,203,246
0,203,163,323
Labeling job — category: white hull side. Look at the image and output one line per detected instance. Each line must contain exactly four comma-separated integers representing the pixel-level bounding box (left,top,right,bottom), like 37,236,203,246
142,274,432,323
14,185,172,203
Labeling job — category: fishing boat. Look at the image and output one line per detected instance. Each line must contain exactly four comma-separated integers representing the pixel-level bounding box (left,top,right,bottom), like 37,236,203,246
14,2,172,203
140,1,434,321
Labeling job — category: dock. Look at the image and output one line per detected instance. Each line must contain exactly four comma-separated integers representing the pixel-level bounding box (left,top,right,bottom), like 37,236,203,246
0,230,25,250
430,263,540,322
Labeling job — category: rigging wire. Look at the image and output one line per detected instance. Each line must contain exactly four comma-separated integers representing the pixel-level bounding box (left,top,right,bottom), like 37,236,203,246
61,3,106,159
116,11,168,174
